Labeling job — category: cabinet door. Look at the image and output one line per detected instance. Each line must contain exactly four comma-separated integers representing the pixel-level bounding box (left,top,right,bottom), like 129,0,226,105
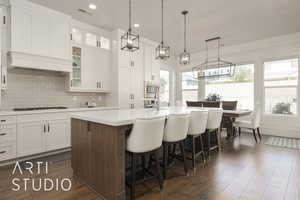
11,7,31,53
119,49,130,67
97,48,111,91
17,122,44,157
119,66,131,109
144,44,154,81
49,15,70,60
31,13,49,56
83,46,99,89
45,119,70,151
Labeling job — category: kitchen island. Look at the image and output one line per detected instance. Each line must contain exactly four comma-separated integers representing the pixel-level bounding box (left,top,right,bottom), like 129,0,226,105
70,107,225,200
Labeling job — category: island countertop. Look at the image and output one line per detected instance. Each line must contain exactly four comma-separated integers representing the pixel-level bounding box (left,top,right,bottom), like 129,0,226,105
70,107,218,126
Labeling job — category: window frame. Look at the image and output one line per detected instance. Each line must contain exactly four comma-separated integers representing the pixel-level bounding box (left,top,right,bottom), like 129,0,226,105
159,69,170,104
181,71,199,103
263,57,299,117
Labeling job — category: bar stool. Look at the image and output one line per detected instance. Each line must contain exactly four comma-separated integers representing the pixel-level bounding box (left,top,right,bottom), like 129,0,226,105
186,110,208,169
127,116,166,200
206,108,223,159
163,113,190,179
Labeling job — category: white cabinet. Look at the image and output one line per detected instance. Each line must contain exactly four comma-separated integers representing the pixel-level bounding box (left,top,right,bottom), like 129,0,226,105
0,115,17,161
17,121,44,157
9,0,71,72
118,42,144,109
144,43,160,84
17,113,70,157
69,26,111,93
45,119,70,151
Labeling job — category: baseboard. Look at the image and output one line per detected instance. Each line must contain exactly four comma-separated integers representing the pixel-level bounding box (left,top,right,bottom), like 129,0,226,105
0,147,71,167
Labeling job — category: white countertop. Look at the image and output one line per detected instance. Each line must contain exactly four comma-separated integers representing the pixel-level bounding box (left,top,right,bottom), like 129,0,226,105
0,106,118,116
71,107,215,126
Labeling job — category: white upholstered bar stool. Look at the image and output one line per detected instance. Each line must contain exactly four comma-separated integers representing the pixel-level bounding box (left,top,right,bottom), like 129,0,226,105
163,113,190,179
187,110,208,169
127,116,166,200
233,107,262,142
206,108,223,159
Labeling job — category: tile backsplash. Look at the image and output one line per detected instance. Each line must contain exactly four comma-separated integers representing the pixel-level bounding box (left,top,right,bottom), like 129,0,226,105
1,68,106,109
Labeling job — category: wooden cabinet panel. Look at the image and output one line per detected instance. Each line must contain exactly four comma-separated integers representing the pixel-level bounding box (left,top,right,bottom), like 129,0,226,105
71,119,127,200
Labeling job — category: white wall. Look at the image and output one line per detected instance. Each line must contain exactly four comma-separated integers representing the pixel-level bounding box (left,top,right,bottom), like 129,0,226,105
175,32,300,138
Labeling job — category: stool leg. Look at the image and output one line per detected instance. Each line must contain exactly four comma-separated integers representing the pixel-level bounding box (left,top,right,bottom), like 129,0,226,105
207,130,211,160
179,141,188,175
191,136,196,169
257,128,262,141
199,134,205,163
154,150,163,190
163,143,168,179
130,153,137,200
238,127,241,136
252,129,258,143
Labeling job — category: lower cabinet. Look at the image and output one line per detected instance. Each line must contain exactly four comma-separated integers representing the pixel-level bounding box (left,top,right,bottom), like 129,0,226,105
17,113,70,158
17,121,45,157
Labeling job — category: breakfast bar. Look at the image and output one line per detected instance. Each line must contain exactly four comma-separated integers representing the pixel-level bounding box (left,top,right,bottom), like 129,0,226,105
70,107,251,200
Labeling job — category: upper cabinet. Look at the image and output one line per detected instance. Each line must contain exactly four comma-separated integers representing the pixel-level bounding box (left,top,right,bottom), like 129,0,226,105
68,22,112,93
144,43,160,84
8,0,71,72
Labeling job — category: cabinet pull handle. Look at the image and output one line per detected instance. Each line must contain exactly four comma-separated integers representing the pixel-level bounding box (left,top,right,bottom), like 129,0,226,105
3,16,5,25
1,120,6,122
0,151,6,154
0,133,7,136
70,80,73,87
44,125,46,133
70,33,73,41
48,124,50,132
3,75,6,84
99,82,102,88
87,123,90,132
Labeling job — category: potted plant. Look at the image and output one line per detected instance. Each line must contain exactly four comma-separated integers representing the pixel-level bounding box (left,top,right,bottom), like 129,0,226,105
205,93,222,101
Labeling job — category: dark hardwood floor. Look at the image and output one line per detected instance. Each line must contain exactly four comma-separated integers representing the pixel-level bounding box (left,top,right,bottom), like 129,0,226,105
1,132,299,200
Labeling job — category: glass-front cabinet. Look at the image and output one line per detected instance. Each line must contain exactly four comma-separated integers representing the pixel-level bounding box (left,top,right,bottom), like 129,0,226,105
71,46,82,88
68,27,111,92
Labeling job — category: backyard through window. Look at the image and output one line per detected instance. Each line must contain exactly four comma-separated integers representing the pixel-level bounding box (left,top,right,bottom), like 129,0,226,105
182,71,198,104
205,64,254,109
264,58,298,115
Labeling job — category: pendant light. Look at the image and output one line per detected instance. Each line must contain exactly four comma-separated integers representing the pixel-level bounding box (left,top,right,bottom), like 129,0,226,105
155,0,170,60
121,0,139,52
179,10,190,65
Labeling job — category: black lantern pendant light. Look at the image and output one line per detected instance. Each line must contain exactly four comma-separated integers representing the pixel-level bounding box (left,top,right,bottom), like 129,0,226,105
179,10,191,65
121,0,139,52
155,0,170,60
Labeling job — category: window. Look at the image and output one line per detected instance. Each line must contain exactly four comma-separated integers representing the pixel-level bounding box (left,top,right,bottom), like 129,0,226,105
182,71,198,104
160,70,170,104
264,58,298,115
205,64,254,109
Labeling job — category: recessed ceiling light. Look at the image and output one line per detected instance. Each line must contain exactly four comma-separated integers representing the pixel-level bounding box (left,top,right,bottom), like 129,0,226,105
134,23,140,28
89,4,97,10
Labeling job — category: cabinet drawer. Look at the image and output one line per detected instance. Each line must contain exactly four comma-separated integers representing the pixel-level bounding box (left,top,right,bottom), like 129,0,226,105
0,116,17,125
0,143,17,161
0,124,17,142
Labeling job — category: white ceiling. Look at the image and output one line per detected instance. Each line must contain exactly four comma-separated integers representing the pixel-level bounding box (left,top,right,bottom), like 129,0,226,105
29,0,300,55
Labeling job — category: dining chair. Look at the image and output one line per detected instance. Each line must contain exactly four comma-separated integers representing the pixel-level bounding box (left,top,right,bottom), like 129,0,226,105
163,113,190,179
232,106,262,142
206,108,223,159
222,101,238,110
127,116,166,200
201,101,221,108
186,110,208,169
186,101,203,107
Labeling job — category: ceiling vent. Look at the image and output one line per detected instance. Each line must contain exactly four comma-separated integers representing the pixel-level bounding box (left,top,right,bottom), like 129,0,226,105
78,9,92,16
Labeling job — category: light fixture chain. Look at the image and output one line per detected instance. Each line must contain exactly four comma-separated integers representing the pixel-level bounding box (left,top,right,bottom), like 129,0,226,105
161,0,164,43
129,0,131,30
